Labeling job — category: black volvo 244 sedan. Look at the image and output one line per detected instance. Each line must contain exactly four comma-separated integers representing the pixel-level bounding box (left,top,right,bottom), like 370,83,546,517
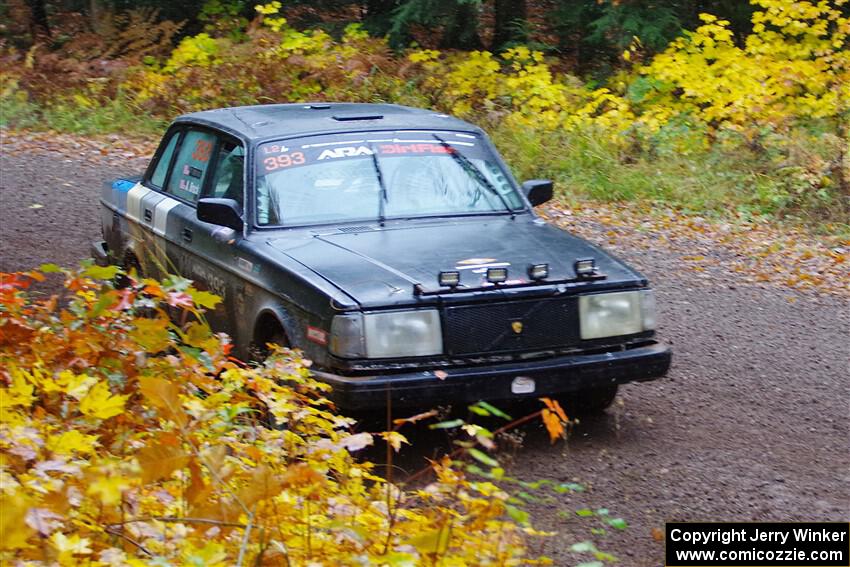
93,103,671,412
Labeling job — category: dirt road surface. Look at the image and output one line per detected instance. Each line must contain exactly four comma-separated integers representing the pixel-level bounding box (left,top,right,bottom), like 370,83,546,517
2,132,848,566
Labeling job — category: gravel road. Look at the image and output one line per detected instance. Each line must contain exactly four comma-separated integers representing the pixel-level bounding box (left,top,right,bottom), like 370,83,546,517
1,133,848,566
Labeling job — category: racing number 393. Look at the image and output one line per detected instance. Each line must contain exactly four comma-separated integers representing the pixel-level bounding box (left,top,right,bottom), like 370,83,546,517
264,152,306,171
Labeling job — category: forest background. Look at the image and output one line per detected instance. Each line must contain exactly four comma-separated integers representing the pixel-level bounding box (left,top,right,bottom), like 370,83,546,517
2,0,848,226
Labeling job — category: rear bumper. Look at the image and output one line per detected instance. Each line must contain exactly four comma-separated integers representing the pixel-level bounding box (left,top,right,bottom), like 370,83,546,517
314,342,671,411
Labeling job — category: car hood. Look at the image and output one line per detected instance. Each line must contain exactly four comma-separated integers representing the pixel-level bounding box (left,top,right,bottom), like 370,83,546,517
271,216,645,308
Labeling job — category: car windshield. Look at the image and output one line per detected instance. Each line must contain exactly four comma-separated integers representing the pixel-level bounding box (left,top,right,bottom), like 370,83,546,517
255,131,524,226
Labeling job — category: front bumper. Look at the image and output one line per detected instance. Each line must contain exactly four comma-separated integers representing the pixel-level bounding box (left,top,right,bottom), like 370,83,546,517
314,342,671,411
91,240,110,267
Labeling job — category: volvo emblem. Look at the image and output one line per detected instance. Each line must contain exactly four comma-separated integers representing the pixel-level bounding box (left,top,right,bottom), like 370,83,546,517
511,321,523,334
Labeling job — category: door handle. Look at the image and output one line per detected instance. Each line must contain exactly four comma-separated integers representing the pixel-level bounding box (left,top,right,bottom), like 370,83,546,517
143,208,152,222
182,228,193,243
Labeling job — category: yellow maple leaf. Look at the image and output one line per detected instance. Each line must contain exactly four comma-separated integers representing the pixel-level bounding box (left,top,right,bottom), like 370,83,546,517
46,430,99,455
129,317,172,352
87,475,129,506
79,381,128,420
0,493,35,550
379,431,409,452
55,370,97,400
50,532,92,564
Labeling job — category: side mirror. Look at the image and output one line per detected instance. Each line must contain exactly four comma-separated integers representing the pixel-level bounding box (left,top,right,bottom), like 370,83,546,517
522,179,554,207
198,198,243,231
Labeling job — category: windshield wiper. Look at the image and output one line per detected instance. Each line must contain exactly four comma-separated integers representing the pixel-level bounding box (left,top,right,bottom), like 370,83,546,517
370,144,388,227
432,134,515,219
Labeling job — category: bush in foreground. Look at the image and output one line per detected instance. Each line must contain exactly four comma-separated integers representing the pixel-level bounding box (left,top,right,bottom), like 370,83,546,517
0,266,556,565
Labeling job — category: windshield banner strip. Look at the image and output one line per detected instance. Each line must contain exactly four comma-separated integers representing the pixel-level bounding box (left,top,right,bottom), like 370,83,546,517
258,137,486,176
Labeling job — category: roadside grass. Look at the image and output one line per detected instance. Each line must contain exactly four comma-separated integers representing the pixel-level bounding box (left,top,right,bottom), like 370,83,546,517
1,89,166,136
492,124,848,229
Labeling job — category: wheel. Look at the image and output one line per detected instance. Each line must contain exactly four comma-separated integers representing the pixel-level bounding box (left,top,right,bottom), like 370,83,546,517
561,384,619,416
250,321,289,361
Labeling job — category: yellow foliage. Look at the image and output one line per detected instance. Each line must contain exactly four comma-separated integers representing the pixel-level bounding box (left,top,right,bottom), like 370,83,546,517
0,268,539,564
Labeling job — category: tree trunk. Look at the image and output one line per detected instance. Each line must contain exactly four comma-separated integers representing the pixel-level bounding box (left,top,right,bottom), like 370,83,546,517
25,0,50,38
440,1,482,50
492,0,526,51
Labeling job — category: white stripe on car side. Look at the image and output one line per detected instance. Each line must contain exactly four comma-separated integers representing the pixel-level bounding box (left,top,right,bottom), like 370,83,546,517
153,197,180,237
125,184,151,224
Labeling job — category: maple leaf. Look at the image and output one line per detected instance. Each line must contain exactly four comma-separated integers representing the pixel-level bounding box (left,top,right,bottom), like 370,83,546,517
188,288,222,310
46,430,99,455
129,317,172,352
379,431,409,452
54,370,97,400
166,291,194,309
137,438,189,483
540,397,568,423
79,381,129,420
340,432,374,452
50,532,92,561
541,410,566,443
86,475,129,506
139,376,188,427
0,493,35,551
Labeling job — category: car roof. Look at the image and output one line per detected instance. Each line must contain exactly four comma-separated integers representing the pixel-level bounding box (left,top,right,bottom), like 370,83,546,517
175,103,484,143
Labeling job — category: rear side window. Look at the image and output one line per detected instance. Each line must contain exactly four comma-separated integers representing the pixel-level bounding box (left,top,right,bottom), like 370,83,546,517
167,129,217,202
149,131,179,189
205,140,245,205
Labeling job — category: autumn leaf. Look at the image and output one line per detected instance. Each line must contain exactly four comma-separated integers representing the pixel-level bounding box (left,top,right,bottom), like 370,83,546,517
137,437,189,483
541,409,566,444
540,397,568,423
49,532,92,560
46,430,99,455
379,431,409,452
0,493,35,551
139,376,187,427
238,465,285,506
407,527,451,555
188,288,222,310
130,317,172,352
79,381,129,420
392,409,438,426
82,264,120,281
340,432,374,452
86,475,129,506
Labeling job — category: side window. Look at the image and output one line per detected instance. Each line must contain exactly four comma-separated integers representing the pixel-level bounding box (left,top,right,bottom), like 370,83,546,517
204,140,245,205
149,131,180,189
166,129,217,202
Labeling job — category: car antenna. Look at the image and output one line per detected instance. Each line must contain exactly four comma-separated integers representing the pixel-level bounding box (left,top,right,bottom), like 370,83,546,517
370,143,388,227
432,134,515,220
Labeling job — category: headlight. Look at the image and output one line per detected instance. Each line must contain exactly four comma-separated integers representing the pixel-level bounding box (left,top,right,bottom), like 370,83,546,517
579,290,656,340
330,310,443,358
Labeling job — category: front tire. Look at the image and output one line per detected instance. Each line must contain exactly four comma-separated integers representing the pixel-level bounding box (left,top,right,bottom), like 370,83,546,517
561,384,619,415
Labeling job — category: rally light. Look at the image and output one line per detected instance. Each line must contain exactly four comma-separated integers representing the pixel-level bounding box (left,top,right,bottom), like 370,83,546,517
574,258,597,278
528,263,549,281
439,270,460,288
486,267,508,283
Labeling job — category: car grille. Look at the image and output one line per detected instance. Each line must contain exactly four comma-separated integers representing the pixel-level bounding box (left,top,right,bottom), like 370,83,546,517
443,296,580,355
